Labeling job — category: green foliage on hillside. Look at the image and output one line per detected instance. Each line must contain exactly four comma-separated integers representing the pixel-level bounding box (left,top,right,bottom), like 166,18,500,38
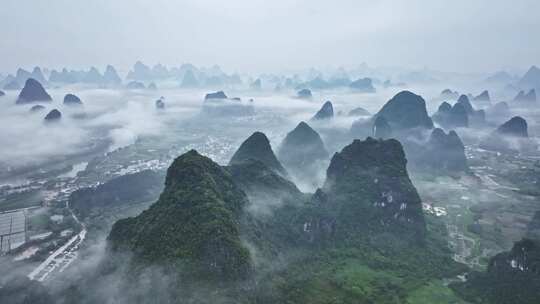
322,138,426,242
0,276,53,304
452,238,540,303
229,131,287,176
251,222,464,304
374,91,434,130
70,169,164,219
103,138,467,303
108,150,252,282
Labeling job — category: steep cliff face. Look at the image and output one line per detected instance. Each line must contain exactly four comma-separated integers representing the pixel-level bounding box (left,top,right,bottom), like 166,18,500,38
307,138,427,243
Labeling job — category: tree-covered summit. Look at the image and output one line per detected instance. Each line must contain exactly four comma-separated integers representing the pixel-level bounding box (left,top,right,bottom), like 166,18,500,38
108,150,252,282
229,131,287,176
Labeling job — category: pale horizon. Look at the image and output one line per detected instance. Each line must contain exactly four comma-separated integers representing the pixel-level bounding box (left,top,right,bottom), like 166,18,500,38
1,0,539,75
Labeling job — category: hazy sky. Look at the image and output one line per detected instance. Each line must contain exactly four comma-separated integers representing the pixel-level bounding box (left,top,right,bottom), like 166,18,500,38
1,0,539,74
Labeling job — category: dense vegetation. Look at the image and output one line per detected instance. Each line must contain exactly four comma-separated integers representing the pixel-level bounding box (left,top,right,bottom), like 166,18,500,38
102,137,466,303
452,238,540,303
108,151,253,282
229,131,287,176
70,170,165,219
373,91,434,130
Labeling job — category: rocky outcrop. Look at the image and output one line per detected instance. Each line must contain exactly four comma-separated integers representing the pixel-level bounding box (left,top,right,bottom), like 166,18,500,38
278,122,328,167
16,78,52,104
457,95,474,114
496,116,528,138
518,66,540,89
297,88,312,99
480,116,533,154
30,67,47,84
373,91,433,130
201,96,255,116
456,94,485,126
453,238,540,304
348,107,370,116
229,132,287,176
437,102,452,114
155,97,165,109
44,109,61,122
103,65,122,85
351,91,434,138
180,70,199,87
432,102,452,121
487,102,511,119
524,89,536,102
48,68,76,84
349,78,375,93
514,89,537,104
320,137,426,241
29,105,45,112
440,89,459,100
63,94,83,106
126,61,153,80
151,64,169,79
473,90,491,102
433,102,456,128
204,91,228,100
14,67,46,86
433,101,473,128
422,128,468,172
311,101,334,120
108,150,252,281
82,67,104,83
278,122,328,186
227,159,302,216
94,136,451,303
298,77,329,90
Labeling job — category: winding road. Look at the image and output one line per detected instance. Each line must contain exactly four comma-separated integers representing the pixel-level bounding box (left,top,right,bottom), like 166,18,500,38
27,202,87,282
